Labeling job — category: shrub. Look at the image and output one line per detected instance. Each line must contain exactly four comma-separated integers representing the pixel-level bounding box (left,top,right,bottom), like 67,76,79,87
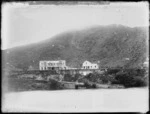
115,72,134,87
99,74,115,84
63,74,74,82
85,72,100,83
79,72,115,84
84,80,93,89
74,73,83,81
115,69,147,88
132,76,147,87
105,68,121,75
92,83,97,88
49,79,64,90
63,73,83,82
80,79,96,89
135,68,147,77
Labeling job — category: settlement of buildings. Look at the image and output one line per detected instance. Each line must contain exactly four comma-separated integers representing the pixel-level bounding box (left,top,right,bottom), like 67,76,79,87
39,60,67,70
39,60,100,75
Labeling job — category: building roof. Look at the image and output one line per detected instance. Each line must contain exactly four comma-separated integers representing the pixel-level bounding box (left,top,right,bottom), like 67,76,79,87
83,60,91,64
83,60,99,65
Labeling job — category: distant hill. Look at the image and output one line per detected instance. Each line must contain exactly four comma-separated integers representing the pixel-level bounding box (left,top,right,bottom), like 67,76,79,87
3,25,148,70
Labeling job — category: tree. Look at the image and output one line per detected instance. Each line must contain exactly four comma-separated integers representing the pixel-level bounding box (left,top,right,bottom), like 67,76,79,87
49,79,64,90
63,74,74,82
115,69,147,87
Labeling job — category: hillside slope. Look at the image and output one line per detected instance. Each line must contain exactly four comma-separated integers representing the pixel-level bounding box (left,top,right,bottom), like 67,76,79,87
3,25,148,70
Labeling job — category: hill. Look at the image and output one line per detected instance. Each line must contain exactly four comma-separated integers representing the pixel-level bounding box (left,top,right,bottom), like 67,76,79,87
3,25,148,70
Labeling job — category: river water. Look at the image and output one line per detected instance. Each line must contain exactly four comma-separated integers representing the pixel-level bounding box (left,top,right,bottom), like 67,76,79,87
2,88,149,112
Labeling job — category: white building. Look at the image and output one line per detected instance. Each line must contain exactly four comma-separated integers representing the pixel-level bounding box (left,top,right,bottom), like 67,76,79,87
82,60,99,69
39,60,67,70
143,57,149,68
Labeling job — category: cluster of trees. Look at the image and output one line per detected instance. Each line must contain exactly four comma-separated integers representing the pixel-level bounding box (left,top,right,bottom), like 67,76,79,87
48,79,64,90
63,73,83,82
62,68,148,88
113,68,148,87
81,68,148,88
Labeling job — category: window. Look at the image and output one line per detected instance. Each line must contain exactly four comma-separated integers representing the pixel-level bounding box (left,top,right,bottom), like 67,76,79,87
48,63,52,66
58,63,61,66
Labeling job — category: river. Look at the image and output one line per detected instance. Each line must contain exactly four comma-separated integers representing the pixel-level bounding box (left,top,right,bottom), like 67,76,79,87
2,88,149,112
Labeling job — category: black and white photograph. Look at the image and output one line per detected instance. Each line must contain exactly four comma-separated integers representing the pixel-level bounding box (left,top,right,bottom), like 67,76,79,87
1,1,149,113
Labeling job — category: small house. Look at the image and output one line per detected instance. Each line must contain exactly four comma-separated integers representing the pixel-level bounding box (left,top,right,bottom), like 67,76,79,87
82,60,99,69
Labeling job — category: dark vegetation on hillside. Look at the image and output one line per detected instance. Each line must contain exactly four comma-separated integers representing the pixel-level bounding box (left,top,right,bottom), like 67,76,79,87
63,73,83,82
3,25,148,70
78,68,148,88
59,67,148,88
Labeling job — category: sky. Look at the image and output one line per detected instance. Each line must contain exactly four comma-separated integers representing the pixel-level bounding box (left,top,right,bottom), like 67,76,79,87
2,2,149,49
